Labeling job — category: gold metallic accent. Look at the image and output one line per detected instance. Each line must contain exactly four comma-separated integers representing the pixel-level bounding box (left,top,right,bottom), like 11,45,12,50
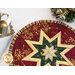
68,8,75,11
2,53,13,64
51,8,69,17
0,13,14,38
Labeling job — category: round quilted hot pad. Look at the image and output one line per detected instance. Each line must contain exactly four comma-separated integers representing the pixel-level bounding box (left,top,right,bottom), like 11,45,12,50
9,20,75,66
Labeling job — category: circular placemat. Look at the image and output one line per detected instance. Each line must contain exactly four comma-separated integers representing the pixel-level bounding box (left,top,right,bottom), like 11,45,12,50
9,20,75,66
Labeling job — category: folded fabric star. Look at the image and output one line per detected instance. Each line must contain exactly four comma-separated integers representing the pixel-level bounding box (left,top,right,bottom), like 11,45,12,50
9,20,75,66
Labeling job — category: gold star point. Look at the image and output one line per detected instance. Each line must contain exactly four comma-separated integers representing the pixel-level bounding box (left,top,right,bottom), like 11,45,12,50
42,46,57,61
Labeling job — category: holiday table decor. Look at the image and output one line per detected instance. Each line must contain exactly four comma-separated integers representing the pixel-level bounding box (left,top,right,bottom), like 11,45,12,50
0,13,14,38
8,20,75,66
51,8,75,22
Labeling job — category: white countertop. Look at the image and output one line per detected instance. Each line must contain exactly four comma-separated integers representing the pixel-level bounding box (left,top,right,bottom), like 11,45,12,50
0,8,75,66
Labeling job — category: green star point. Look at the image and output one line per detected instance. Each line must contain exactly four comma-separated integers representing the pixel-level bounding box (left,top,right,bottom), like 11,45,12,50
32,37,66,66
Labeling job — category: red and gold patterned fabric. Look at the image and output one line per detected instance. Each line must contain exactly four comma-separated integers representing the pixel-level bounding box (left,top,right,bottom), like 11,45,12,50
9,20,75,66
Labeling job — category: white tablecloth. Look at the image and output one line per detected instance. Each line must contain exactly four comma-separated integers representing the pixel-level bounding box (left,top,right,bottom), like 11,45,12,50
0,8,75,66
